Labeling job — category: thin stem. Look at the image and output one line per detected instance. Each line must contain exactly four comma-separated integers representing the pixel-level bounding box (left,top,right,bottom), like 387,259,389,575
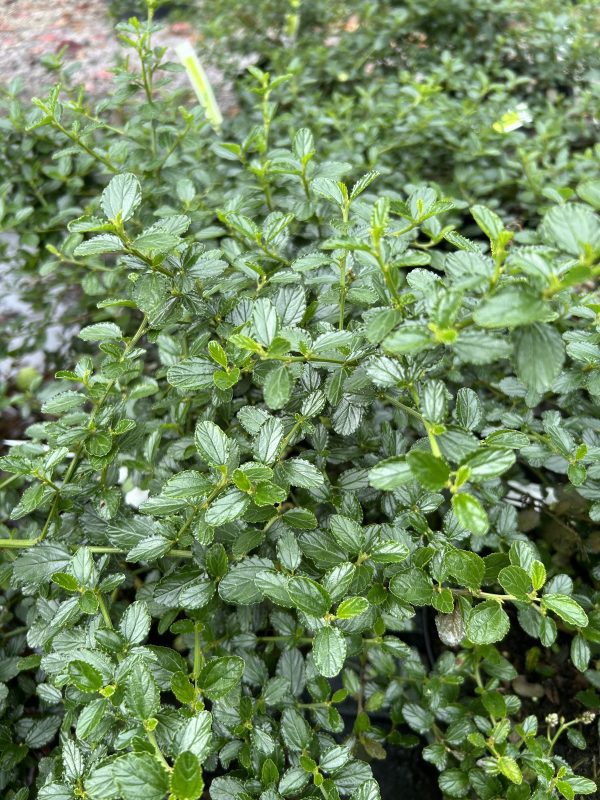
0,541,196,559
146,728,171,771
154,117,192,172
0,537,40,549
374,247,402,308
97,594,113,629
35,317,149,542
192,624,203,682
259,90,274,211
52,119,118,173
277,419,303,460
382,393,424,423
390,220,419,238
427,427,443,459
0,474,20,491
175,512,196,542
265,353,359,366
338,254,347,330
257,635,312,644
201,477,228,511
0,625,28,639
300,171,311,201
548,718,582,755
298,701,330,709
452,587,520,603
139,6,157,158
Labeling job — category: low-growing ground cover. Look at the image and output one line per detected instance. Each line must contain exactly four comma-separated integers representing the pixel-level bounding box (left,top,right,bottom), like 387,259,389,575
0,2,599,799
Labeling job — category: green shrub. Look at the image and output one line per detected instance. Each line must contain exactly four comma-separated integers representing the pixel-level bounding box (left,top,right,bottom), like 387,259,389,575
1,3,600,800
2,0,598,370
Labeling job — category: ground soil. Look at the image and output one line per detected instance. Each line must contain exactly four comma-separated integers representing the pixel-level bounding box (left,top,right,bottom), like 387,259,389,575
0,0,236,106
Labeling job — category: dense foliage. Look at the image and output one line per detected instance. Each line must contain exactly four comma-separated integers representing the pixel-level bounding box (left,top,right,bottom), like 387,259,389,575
1,2,599,799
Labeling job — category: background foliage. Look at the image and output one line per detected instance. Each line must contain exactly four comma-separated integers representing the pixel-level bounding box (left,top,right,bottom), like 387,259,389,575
0,2,599,799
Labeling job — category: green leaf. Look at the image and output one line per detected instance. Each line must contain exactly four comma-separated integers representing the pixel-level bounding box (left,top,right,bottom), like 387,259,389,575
571,634,591,672
171,672,195,704
11,483,53,519
369,457,413,490
253,481,287,506
264,365,292,409
253,298,279,346
293,127,315,161
124,662,159,720
312,177,345,205
351,170,380,200
288,576,331,617
205,489,249,526
389,569,434,606
112,753,170,800
420,380,448,423
577,179,600,209
280,458,324,488
199,656,244,700
541,203,600,256
101,173,141,222
351,779,381,800
336,596,369,619
369,540,409,563
466,601,510,644
541,594,588,627
68,660,103,692
497,566,531,601
329,514,363,553
52,572,79,592
444,550,485,590
70,551,95,591
562,776,597,795
497,756,522,785
42,391,86,414
78,322,123,342
73,234,124,256
382,325,433,354
281,708,311,752
403,702,434,734
134,229,181,255
176,711,212,761
471,204,504,243
313,626,347,677
406,450,450,490
530,560,546,591
170,751,204,800
162,471,211,500
119,600,151,645
76,698,108,741
13,544,71,588
255,570,292,606
438,768,469,798
481,690,506,718
461,448,515,481
513,323,565,393
365,309,402,344
254,416,284,464
218,557,273,605
473,286,550,328
452,493,489,534
167,358,216,391
556,781,575,800
455,388,482,430
194,421,231,466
